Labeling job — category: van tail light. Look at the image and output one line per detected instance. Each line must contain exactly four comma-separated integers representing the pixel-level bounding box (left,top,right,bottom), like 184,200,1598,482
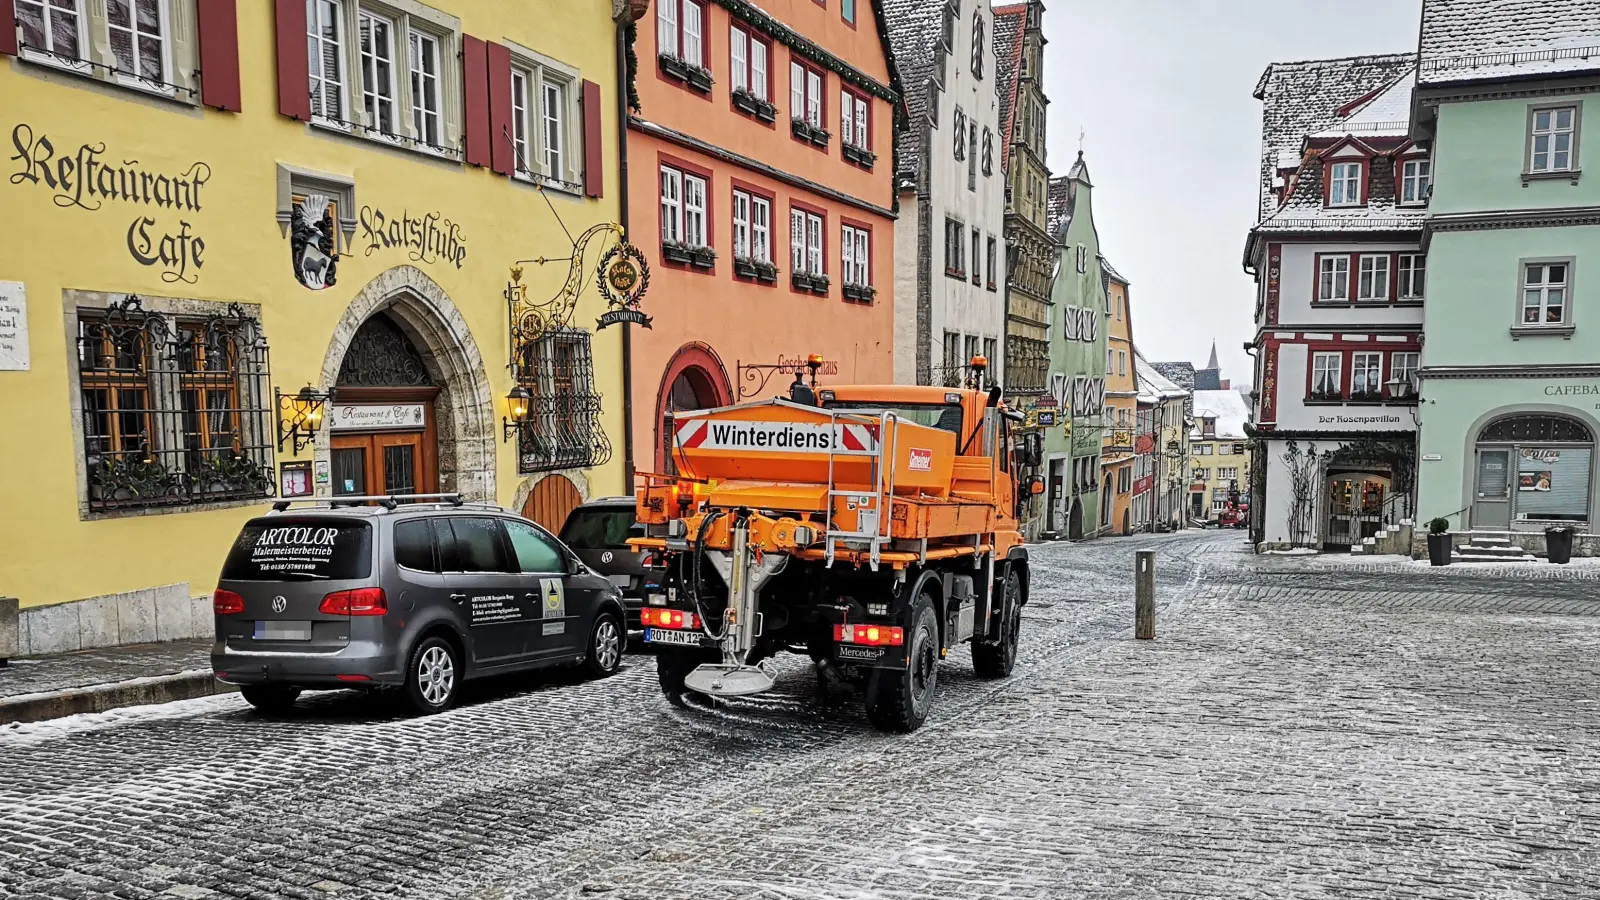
834,624,904,647
213,589,245,615
319,587,388,616
640,607,700,630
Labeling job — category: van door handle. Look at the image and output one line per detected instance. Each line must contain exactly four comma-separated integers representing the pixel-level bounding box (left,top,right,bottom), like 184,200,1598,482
450,593,467,603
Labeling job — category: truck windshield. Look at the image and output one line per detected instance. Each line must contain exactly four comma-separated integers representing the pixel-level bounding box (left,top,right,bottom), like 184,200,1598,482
822,402,963,435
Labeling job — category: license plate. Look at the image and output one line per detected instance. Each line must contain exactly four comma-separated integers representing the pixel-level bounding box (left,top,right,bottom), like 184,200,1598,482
607,573,633,588
254,621,312,641
644,627,703,647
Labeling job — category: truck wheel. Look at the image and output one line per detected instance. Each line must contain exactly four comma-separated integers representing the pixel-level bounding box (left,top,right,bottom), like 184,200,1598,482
972,568,1022,679
656,649,705,708
865,590,939,732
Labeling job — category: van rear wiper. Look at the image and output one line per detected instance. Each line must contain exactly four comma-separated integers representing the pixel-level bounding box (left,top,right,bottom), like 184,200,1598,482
271,571,330,580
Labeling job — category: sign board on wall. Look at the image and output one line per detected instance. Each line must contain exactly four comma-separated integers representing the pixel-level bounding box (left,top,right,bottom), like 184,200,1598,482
0,281,26,371
329,404,426,431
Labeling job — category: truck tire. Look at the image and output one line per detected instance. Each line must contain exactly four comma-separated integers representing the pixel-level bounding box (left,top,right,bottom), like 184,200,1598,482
656,649,705,708
865,589,940,732
972,567,1022,679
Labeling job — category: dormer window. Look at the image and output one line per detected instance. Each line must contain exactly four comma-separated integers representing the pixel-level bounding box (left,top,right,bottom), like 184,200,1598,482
1328,161,1363,207
1400,158,1431,206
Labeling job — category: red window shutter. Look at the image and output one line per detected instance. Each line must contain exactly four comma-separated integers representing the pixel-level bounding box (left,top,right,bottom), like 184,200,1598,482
581,80,604,198
274,0,311,121
487,42,514,176
0,0,17,56
461,35,491,168
197,0,242,112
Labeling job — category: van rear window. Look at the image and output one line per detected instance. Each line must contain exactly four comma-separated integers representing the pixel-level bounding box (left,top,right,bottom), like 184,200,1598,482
221,519,373,581
560,508,642,550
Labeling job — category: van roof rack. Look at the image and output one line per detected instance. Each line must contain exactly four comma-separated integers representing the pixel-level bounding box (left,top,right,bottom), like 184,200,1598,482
270,493,465,512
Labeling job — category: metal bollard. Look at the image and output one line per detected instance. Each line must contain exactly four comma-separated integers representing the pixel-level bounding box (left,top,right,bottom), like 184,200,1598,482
1135,550,1155,640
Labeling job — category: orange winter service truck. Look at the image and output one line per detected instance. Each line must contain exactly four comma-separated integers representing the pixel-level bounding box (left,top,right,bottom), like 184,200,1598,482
630,361,1042,732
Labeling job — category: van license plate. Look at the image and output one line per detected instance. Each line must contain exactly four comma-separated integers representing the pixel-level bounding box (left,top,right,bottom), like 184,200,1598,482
644,628,702,647
255,621,312,641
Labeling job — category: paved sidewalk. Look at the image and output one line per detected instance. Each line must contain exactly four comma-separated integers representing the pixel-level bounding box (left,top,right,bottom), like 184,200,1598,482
0,639,220,724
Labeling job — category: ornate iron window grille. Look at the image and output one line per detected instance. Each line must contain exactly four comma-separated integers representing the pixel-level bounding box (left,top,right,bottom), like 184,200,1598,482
514,327,612,474
336,314,435,387
77,298,274,512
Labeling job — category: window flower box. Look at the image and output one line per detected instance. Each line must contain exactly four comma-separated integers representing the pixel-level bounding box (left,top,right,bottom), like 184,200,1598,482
659,53,690,81
843,283,876,303
1348,390,1383,404
661,240,694,264
735,256,778,282
791,117,815,142
842,144,876,169
808,273,830,295
808,126,831,148
792,271,817,291
1307,390,1343,404
684,63,714,94
689,245,716,268
732,89,777,123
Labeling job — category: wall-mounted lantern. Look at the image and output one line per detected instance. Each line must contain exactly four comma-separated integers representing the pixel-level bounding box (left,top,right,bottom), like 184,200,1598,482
276,385,332,454
502,385,532,442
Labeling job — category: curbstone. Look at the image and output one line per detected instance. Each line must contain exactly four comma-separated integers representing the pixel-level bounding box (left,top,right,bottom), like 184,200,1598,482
0,597,16,664
0,670,238,725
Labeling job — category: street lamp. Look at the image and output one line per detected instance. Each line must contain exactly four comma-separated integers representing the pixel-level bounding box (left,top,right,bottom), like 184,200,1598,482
1385,374,1422,426
502,385,532,442
276,385,332,454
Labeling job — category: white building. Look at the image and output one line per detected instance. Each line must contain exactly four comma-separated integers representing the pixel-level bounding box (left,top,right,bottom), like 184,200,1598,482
1245,56,1426,551
884,0,1007,387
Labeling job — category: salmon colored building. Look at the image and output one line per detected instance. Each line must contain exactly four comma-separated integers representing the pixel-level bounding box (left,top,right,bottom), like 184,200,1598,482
628,0,901,472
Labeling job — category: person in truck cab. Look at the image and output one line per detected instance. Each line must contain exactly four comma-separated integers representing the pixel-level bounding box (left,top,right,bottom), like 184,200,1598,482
789,373,816,406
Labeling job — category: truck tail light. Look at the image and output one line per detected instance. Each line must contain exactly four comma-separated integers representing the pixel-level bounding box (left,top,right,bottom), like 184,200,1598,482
319,588,388,616
212,589,245,615
640,607,701,630
834,624,904,647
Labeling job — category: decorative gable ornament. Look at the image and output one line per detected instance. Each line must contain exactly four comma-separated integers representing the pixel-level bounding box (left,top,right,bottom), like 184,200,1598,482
291,194,339,291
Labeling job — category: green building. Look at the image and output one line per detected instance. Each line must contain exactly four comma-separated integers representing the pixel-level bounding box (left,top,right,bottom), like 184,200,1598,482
1040,155,1109,539
1413,0,1600,543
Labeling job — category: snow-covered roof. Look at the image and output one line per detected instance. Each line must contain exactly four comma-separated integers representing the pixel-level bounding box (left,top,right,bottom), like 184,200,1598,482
881,0,949,185
1312,70,1415,139
1136,353,1187,402
1419,0,1600,86
1099,254,1127,285
1192,389,1251,441
993,4,1026,167
1253,54,1416,220
1046,175,1072,241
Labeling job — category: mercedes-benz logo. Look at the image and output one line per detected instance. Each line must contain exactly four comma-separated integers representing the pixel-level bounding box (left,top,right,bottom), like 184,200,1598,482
271,596,287,613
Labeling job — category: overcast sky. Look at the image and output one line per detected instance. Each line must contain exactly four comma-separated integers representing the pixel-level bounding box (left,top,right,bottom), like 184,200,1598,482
1040,0,1423,387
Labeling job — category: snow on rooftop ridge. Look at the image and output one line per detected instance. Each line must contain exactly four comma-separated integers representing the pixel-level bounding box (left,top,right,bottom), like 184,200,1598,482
1313,70,1416,138
1419,0,1600,85
1192,389,1251,441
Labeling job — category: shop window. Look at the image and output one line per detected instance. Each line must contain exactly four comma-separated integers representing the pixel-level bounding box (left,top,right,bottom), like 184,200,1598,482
515,328,609,474
76,297,273,514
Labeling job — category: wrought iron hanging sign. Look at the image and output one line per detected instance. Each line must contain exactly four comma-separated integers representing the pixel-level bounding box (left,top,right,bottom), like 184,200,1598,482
291,194,338,290
595,243,652,330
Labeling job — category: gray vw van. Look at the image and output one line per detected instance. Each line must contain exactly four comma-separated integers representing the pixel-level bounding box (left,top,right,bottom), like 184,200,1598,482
211,496,628,715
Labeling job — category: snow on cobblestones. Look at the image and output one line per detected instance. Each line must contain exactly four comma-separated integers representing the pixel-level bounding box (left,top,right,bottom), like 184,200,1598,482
0,532,1597,899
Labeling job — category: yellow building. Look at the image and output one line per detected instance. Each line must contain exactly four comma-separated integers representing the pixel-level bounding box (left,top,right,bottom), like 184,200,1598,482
1099,260,1137,535
0,0,633,652
1189,389,1252,523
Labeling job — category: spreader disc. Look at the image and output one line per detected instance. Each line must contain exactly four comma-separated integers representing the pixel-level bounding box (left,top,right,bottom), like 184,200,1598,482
683,664,776,697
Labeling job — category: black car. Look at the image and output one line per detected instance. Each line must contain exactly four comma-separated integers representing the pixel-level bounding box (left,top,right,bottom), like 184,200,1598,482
559,497,654,629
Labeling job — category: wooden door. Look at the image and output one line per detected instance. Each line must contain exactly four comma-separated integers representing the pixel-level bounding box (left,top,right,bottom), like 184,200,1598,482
331,432,428,499
522,475,582,532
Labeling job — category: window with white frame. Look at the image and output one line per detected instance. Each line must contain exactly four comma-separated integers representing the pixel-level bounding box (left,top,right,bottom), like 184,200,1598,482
1351,352,1383,397
108,0,168,82
659,166,682,244
1328,161,1362,206
1529,106,1578,174
1398,254,1426,300
792,61,823,128
732,190,772,264
1400,158,1431,205
358,12,397,134
842,224,870,288
729,23,768,100
511,69,532,173
1390,351,1419,394
840,89,869,151
539,78,564,176
1318,254,1350,302
408,30,441,146
792,208,824,276
1522,261,1570,326
1358,254,1390,301
308,0,345,120
1311,352,1342,397
658,0,705,67
1218,444,1232,455
16,0,87,60
510,52,579,186
1219,467,1239,481
681,172,707,248
944,217,965,276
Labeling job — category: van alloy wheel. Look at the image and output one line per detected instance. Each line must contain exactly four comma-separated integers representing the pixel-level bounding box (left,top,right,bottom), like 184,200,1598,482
417,645,455,706
585,614,624,678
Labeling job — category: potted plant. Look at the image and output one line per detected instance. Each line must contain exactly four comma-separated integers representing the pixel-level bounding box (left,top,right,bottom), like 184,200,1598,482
791,117,814,142
658,53,690,81
1426,516,1452,566
752,260,778,283
1545,524,1576,565
808,273,830,295
684,63,713,94
809,126,831,148
661,240,693,264
791,270,815,291
689,245,716,268
733,255,759,279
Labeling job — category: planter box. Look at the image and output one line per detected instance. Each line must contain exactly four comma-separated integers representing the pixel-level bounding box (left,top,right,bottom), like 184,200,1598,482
685,66,713,94
842,144,876,169
753,263,778,283
1426,531,1452,566
658,54,689,81
732,90,777,122
661,243,693,264
809,127,831,148
791,119,814,142
791,272,815,291
808,276,830,295
842,284,876,303
689,246,716,268
733,257,758,278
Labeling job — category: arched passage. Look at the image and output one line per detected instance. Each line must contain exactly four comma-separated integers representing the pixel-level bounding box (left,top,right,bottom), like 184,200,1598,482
655,342,732,473
522,473,584,531
318,266,496,502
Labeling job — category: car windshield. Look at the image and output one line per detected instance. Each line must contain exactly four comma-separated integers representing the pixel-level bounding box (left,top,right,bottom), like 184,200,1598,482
560,507,642,551
221,518,373,581
822,401,963,435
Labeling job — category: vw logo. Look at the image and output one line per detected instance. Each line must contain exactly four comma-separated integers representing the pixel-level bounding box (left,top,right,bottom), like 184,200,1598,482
271,596,287,613
601,551,614,564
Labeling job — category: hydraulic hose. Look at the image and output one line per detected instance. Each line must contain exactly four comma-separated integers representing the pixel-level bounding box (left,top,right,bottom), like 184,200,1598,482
689,510,728,641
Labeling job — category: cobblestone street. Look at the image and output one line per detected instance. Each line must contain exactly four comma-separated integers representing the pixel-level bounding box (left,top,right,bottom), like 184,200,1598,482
2,531,1598,899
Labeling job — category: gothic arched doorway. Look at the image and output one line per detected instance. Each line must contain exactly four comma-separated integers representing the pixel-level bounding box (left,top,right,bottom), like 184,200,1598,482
655,343,732,473
328,312,439,498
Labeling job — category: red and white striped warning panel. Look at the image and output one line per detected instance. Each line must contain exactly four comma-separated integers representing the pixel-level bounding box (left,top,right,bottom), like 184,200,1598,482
675,419,880,454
